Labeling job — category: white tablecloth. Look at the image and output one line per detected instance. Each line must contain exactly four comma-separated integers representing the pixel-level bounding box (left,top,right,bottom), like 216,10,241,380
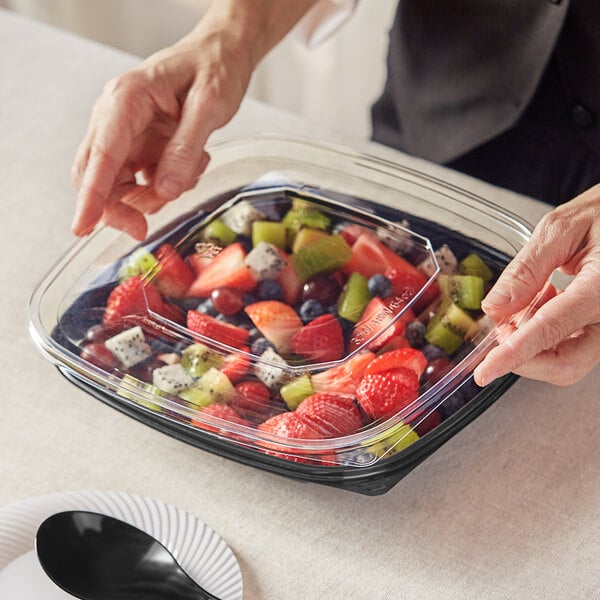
1,9,598,599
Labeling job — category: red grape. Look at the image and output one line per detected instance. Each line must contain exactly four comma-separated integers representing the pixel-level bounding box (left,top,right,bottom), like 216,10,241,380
301,273,342,306
421,357,453,385
84,324,114,344
211,287,244,315
80,342,117,369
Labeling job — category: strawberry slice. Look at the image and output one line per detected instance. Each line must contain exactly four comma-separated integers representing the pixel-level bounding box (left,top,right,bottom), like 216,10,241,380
103,276,169,331
258,411,319,440
337,224,372,246
363,347,428,379
296,393,363,438
257,411,323,463
192,404,252,434
291,314,345,363
342,232,426,281
230,380,273,423
275,248,302,306
245,300,303,353
348,296,410,352
186,310,250,349
311,351,375,396
219,347,251,384
356,366,420,421
186,242,257,297
153,243,195,298
185,252,213,277
385,266,440,312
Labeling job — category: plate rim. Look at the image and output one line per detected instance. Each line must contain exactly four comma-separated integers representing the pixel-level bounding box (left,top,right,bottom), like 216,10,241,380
0,490,243,600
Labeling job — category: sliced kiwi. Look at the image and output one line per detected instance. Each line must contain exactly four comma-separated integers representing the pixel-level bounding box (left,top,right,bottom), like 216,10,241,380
438,298,475,335
181,343,223,378
280,374,314,410
458,253,493,283
337,272,372,322
252,220,287,249
118,247,158,282
117,374,165,411
425,315,464,355
438,274,484,310
425,298,475,354
202,219,237,246
291,227,329,253
178,367,235,407
290,234,352,282
282,204,331,234
362,423,419,458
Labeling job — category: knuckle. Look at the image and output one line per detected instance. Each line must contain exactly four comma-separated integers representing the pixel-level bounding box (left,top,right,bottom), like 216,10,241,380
499,336,530,368
504,259,540,292
166,139,197,166
536,209,571,241
103,71,151,112
529,312,570,350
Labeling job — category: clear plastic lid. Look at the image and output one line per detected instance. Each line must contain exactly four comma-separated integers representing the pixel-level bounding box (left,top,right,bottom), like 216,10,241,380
29,135,534,468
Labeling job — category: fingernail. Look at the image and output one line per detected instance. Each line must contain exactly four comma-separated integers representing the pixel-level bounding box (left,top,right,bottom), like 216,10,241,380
156,175,182,200
473,366,495,387
71,211,90,236
482,288,512,311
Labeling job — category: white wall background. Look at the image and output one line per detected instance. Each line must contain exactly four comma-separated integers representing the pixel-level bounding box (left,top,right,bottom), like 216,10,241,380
1,0,397,139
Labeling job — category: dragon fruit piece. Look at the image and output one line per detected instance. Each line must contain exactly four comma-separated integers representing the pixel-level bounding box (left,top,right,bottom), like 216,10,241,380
434,244,458,274
417,255,438,278
255,347,288,389
221,201,267,236
418,244,458,277
245,241,286,281
152,363,195,394
105,326,152,368
376,220,413,255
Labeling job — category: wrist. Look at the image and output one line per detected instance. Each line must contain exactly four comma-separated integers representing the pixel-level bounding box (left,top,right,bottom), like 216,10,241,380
191,0,320,68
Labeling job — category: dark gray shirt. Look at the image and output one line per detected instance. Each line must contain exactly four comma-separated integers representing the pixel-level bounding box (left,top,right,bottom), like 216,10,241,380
372,0,599,164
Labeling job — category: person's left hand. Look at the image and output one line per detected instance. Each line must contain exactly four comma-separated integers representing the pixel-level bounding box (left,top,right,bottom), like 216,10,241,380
473,183,600,387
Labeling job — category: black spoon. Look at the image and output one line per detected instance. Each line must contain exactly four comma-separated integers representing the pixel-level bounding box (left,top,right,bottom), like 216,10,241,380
35,510,222,600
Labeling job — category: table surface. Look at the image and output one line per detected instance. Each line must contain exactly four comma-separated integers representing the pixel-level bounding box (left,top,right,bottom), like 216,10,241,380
1,9,599,599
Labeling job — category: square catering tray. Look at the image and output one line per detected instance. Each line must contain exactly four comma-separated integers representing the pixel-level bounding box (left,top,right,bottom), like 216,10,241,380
29,135,533,495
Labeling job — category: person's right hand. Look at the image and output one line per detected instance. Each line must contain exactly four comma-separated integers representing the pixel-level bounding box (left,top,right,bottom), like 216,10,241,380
71,0,321,240
70,22,255,240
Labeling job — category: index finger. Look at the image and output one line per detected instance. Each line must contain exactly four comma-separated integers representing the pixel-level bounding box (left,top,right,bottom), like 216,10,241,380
71,116,134,236
481,209,587,320
474,271,600,384
72,84,144,235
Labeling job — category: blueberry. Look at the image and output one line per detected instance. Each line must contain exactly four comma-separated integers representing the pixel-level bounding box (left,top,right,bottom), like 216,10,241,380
299,299,326,323
237,235,253,254
251,336,275,355
367,274,393,298
247,326,261,343
258,279,283,301
173,297,203,312
216,313,240,325
459,377,482,400
405,321,426,348
328,304,339,318
242,292,256,306
196,298,218,317
438,390,467,420
421,343,449,362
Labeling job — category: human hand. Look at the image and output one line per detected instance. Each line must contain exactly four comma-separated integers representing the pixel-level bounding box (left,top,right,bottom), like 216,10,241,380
474,184,600,386
70,21,254,240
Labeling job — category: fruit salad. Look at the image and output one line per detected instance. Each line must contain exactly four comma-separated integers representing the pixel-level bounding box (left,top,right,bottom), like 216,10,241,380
65,189,499,467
